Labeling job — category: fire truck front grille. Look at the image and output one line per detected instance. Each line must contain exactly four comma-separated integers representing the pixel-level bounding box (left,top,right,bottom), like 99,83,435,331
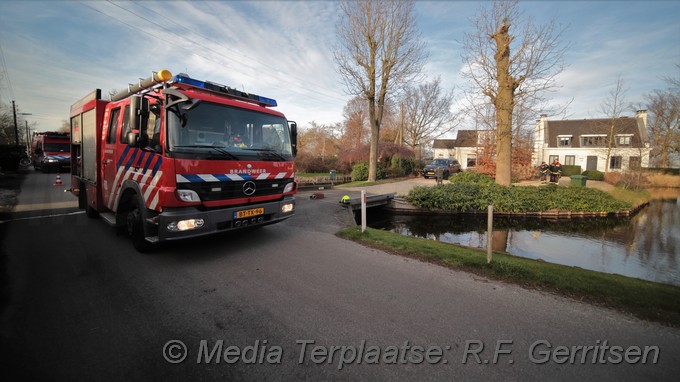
179,179,293,201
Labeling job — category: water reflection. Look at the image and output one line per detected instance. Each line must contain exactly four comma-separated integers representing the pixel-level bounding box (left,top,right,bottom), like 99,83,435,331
370,190,680,286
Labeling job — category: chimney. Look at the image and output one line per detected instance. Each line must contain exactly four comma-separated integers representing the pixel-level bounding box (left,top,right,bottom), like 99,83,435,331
636,110,648,144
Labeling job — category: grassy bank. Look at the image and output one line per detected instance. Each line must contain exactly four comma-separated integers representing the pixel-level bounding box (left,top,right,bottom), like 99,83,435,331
337,227,680,327
605,187,650,207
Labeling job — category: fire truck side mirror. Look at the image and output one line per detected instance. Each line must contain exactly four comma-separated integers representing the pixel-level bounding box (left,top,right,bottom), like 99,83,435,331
289,121,297,157
129,96,150,135
127,131,139,147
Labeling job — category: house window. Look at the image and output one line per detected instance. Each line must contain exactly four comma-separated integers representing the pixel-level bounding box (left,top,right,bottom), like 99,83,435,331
610,156,622,169
629,156,641,170
467,154,477,168
557,136,572,147
564,155,575,166
548,155,559,164
581,135,606,147
616,135,632,146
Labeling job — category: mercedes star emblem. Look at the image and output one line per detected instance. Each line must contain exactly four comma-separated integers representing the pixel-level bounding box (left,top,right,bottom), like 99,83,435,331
243,181,257,196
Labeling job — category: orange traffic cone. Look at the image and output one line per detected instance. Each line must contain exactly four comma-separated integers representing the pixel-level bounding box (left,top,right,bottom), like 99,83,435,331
53,173,63,186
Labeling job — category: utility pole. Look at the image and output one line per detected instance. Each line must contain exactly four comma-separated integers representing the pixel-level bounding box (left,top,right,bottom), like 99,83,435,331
25,121,31,153
12,100,19,146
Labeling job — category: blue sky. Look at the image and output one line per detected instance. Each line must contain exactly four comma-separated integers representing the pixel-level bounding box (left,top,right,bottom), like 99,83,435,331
0,0,678,135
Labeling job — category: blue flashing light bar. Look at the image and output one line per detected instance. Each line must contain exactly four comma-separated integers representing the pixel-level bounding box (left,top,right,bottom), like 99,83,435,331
256,96,277,107
174,75,206,89
171,74,277,107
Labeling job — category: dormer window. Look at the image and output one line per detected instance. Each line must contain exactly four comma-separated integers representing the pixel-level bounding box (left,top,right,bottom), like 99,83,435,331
581,135,607,147
616,134,633,146
557,135,572,147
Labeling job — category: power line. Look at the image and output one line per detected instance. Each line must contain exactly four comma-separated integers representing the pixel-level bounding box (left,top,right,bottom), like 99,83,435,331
0,34,16,102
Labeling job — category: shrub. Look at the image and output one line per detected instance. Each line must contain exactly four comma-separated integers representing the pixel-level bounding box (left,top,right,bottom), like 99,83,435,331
386,155,416,178
351,162,369,181
405,182,631,213
582,170,604,181
449,171,495,184
561,165,582,177
351,161,386,181
295,154,338,173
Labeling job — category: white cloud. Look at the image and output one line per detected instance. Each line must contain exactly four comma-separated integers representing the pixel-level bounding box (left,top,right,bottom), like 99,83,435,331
0,0,678,132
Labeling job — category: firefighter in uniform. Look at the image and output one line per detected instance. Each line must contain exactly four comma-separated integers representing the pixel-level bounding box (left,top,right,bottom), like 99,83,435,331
539,162,549,183
549,160,562,184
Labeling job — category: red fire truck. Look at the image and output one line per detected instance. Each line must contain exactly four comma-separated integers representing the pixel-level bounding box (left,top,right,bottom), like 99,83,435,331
31,131,71,173
69,70,297,251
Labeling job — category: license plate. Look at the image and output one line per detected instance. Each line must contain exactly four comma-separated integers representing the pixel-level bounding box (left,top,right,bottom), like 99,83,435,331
235,208,264,219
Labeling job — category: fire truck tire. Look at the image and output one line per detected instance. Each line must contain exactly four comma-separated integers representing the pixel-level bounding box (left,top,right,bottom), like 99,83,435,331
127,195,152,253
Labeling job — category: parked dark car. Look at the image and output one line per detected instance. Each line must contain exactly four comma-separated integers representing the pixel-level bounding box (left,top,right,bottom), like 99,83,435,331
423,158,461,180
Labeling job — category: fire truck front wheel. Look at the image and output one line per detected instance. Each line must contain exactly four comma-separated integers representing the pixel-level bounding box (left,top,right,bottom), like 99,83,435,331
126,195,153,253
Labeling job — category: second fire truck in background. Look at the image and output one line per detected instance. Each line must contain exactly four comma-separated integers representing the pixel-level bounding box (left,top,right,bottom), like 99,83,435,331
31,131,71,173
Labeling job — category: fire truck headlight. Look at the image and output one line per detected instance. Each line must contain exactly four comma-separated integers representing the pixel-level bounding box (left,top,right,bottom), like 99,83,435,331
281,203,294,214
167,219,205,232
283,182,295,193
176,189,201,202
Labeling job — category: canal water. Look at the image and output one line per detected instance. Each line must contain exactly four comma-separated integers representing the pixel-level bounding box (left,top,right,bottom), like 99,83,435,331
367,188,680,287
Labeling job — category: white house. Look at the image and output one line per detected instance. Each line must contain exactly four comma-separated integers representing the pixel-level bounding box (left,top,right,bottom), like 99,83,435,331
432,130,494,170
533,111,650,172
432,111,651,173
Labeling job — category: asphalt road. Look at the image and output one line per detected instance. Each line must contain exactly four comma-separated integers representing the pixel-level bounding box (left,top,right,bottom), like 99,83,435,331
1,172,679,381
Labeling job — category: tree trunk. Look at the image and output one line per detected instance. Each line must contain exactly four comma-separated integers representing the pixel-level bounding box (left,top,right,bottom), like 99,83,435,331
368,102,380,182
604,123,614,173
493,24,513,186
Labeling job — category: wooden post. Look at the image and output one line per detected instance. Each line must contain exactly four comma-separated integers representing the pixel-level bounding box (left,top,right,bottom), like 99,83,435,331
486,205,493,263
361,190,367,232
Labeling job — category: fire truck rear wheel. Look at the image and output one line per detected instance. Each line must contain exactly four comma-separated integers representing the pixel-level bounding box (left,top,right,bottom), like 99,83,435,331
127,195,152,253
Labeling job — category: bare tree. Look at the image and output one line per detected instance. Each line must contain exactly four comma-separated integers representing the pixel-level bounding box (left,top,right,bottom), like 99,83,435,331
461,0,569,185
599,76,630,173
663,63,680,89
646,88,680,167
334,0,426,181
401,77,460,160
0,103,13,144
299,121,341,161
340,96,371,150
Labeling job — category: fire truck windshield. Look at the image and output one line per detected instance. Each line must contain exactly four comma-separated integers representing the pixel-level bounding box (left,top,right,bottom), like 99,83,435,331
43,142,70,152
167,100,293,161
